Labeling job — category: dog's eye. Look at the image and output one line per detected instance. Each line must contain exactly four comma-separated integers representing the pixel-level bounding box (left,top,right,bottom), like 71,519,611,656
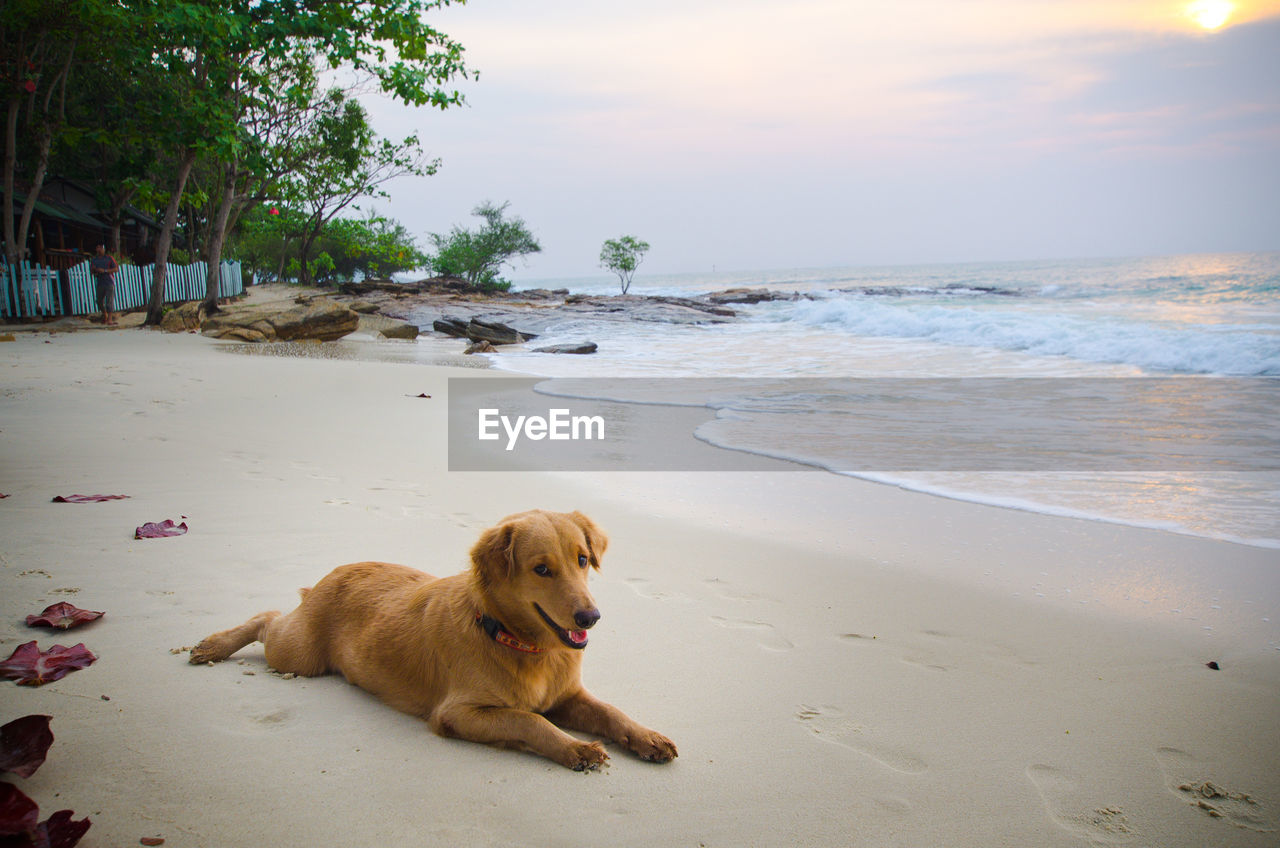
578,554,589,568
533,564,551,576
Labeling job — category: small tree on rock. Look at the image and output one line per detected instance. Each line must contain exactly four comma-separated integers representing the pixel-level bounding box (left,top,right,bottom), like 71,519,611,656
600,235,650,294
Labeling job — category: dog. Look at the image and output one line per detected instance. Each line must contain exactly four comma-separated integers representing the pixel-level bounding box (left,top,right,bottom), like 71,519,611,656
189,509,677,770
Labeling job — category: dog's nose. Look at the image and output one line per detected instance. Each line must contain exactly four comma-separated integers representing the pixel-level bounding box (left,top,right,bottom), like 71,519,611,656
574,609,601,630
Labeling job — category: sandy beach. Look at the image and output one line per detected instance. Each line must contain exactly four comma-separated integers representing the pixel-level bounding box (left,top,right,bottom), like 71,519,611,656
1,323,1278,847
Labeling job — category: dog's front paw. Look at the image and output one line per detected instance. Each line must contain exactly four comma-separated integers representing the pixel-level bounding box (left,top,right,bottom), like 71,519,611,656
628,728,678,763
188,638,232,664
564,739,609,771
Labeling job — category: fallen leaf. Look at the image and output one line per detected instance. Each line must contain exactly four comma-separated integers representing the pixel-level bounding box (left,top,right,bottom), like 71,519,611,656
134,520,187,539
0,797,91,848
0,716,52,779
140,837,165,846
51,495,129,504
25,604,104,631
30,808,91,848
0,643,97,687
0,782,38,837
0,495,9,499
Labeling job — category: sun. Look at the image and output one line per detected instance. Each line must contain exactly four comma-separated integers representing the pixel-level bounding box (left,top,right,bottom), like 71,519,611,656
1185,0,1235,29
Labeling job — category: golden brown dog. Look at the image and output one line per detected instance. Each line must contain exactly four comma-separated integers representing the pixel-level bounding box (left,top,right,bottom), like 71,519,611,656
189,509,677,770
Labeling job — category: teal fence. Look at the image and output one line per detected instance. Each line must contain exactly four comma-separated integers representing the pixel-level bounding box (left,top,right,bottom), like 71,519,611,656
1,258,244,320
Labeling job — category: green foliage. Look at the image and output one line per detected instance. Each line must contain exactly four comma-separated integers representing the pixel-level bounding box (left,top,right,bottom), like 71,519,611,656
281,88,436,284
310,251,337,284
3,0,471,289
227,205,424,284
321,213,427,280
600,235,651,294
427,202,541,291
226,205,307,282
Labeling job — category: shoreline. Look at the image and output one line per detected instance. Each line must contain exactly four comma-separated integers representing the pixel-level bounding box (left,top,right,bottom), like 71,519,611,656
1,322,1278,846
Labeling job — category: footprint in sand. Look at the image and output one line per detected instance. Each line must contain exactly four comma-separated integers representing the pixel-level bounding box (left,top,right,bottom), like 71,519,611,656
1026,764,1135,845
710,616,793,652
623,577,689,603
443,512,485,531
1155,747,1275,832
795,705,927,775
703,577,768,602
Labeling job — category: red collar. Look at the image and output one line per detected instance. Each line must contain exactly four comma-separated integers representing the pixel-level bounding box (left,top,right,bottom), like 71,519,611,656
476,613,544,654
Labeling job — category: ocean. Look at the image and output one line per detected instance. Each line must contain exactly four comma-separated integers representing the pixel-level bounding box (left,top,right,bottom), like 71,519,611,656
443,251,1280,549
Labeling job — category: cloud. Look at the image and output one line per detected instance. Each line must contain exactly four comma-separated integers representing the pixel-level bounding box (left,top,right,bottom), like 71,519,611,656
360,2,1280,277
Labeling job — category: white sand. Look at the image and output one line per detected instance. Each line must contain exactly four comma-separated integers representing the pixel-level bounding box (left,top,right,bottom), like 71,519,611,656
1,326,1278,847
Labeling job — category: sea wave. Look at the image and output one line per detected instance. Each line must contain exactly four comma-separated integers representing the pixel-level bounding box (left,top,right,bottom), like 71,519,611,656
779,297,1280,376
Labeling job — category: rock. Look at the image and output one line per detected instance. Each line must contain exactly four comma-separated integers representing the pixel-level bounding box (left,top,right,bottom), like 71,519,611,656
534,342,598,355
270,299,360,341
705,288,800,305
201,298,358,342
357,314,419,339
561,295,734,324
160,301,206,332
433,317,470,337
219,327,271,343
510,288,569,301
378,322,419,340
465,341,496,354
465,317,538,345
350,300,380,314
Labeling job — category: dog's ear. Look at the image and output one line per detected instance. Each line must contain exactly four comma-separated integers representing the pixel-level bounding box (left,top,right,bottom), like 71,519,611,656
470,520,517,586
569,511,608,570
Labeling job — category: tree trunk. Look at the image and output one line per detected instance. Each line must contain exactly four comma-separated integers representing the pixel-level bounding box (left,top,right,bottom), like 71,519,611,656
297,216,324,286
3,98,19,265
144,150,197,325
15,122,53,262
107,186,137,256
201,164,236,314
12,43,75,267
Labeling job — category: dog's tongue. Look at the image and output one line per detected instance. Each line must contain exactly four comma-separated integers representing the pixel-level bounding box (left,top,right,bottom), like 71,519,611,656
569,629,589,645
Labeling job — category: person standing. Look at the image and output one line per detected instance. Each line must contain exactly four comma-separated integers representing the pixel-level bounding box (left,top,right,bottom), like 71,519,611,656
89,244,119,326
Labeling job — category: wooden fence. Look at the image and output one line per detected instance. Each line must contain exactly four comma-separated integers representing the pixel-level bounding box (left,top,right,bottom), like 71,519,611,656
1,258,244,320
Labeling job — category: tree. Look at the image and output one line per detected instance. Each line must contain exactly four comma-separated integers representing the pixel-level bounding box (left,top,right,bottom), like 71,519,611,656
600,235,650,294
282,89,433,286
322,211,426,281
132,0,471,323
0,0,101,266
427,201,541,290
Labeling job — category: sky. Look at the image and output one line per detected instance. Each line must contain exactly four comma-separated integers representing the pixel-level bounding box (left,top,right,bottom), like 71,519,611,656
360,0,1280,281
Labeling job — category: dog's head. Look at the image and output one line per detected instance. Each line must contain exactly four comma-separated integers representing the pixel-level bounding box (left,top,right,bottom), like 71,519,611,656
470,510,608,650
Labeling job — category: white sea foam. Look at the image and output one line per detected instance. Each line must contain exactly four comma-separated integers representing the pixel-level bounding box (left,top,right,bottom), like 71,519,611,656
781,298,1280,376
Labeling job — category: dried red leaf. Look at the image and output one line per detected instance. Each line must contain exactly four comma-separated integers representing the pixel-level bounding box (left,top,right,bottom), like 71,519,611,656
0,495,9,499
0,806,92,848
50,495,129,504
0,782,38,837
134,520,187,539
0,717,52,779
24,604,104,632
0,643,97,687
30,809,91,848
